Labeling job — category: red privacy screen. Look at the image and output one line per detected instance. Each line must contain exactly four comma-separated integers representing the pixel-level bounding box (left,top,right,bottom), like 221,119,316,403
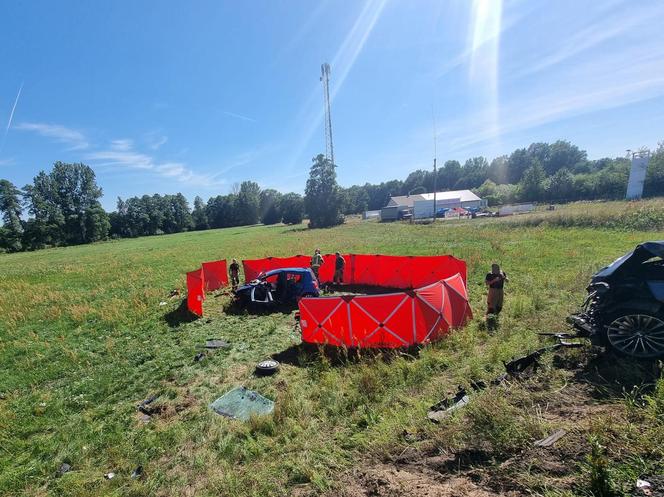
242,254,467,287
298,274,472,348
186,268,205,317
186,259,228,316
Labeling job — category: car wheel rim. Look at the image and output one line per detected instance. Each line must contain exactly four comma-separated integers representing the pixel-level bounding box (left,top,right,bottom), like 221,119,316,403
607,314,664,358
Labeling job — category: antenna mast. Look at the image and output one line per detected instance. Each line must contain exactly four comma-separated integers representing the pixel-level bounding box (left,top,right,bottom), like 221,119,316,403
320,63,335,165
432,105,437,223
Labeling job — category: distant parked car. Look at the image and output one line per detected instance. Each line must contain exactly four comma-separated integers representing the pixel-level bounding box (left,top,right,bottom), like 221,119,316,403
234,268,320,308
569,241,664,358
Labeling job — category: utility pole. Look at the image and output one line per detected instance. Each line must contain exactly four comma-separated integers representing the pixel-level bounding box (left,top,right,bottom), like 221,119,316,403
432,106,437,223
320,63,335,165
432,158,437,223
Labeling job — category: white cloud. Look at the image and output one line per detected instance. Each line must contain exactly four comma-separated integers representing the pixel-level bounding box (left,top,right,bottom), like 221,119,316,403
145,131,168,150
438,57,664,154
86,139,224,188
515,2,664,78
16,122,89,150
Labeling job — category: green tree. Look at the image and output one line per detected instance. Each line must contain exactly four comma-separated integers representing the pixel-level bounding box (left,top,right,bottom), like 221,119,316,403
546,168,575,201
439,160,462,189
236,181,261,225
280,193,304,224
455,156,489,189
487,155,509,184
506,148,538,184
206,194,238,228
192,195,209,230
519,162,546,201
547,140,587,175
259,189,283,225
23,162,108,246
645,142,664,198
305,154,343,228
0,179,23,252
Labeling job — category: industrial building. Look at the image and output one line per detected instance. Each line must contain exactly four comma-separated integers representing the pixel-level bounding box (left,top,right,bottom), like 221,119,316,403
381,190,486,221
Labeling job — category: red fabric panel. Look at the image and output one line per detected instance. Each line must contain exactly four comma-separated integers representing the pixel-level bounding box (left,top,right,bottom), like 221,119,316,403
299,275,472,348
351,293,411,347
299,297,349,346
443,274,473,327
241,254,468,288
201,260,228,291
409,255,468,288
186,269,205,316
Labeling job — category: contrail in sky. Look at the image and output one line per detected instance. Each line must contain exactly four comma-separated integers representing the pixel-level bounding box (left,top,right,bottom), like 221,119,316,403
1,82,23,154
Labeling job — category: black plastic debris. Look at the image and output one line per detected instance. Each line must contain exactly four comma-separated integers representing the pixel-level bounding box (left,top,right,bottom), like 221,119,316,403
534,429,568,447
131,466,143,479
137,395,159,415
194,352,206,362
427,387,470,423
504,342,582,377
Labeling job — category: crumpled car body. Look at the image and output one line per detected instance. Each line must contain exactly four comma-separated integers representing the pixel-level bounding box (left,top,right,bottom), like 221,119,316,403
569,241,664,359
234,267,320,308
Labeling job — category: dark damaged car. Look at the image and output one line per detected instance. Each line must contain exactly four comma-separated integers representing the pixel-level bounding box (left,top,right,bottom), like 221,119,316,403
569,241,664,359
234,268,320,309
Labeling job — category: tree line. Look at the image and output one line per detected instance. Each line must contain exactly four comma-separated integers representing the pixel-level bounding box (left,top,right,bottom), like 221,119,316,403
1,140,663,252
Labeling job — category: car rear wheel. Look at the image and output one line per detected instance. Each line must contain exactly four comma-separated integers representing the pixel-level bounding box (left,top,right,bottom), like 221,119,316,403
605,312,664,359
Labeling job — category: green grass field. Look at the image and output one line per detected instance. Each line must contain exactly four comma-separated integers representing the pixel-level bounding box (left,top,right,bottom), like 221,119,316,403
1,200,663,497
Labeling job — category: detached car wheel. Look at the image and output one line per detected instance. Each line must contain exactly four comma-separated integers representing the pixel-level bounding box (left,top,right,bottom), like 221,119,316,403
605,312,664,359
255,359,280,375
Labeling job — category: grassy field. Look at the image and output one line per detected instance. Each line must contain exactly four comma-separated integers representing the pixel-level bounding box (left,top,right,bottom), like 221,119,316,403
1,200,663,497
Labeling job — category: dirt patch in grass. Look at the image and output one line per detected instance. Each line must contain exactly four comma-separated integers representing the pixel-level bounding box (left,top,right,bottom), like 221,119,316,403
329,463,510,497
323,351,654,497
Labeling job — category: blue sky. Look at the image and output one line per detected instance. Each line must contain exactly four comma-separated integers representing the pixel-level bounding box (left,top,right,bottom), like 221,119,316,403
1,0,664,210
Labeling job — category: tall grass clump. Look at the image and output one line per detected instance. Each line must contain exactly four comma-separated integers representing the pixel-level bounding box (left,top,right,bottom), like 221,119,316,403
503,199,664,231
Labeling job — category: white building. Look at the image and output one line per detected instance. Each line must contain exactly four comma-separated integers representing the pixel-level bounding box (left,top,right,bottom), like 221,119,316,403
411,190,485,219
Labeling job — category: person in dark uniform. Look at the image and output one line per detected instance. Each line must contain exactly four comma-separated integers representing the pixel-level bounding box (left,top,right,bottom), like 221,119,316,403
229,258,240,288
485,263,508,316
334,252,345,284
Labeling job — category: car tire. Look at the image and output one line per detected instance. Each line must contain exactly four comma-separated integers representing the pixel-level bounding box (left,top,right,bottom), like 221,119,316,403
255,359,280,376
603,310,664,359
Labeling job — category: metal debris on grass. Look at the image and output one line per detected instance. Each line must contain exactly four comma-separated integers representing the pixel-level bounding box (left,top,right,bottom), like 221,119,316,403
104,472,115,480
534,429,568,447
56,463,71,477
204,339,229,349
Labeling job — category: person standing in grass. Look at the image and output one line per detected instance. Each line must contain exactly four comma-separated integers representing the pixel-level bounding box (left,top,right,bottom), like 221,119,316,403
485,263,508,316
334,252,346,284
229,258,240,288
310,249,324,282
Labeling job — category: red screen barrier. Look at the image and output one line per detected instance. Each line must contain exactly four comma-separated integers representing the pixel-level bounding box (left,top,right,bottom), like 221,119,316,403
202,260,228,291
242,254,467,287
186,269,205,316
298,274,472,348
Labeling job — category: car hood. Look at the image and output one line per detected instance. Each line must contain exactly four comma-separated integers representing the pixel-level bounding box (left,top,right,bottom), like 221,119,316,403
592,241,664,281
